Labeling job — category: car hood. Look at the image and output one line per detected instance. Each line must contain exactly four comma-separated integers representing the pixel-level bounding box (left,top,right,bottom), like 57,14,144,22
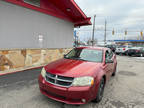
44,58,102,77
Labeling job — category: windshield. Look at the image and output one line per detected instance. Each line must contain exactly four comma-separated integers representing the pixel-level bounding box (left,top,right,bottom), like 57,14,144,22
64,48,103,62
117,46,126,48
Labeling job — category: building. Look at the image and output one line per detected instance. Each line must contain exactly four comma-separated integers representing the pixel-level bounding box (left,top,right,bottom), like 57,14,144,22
114,40,144,47
0,0,91,72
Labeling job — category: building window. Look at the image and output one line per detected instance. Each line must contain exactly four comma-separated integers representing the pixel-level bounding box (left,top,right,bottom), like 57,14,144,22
23,0,40,7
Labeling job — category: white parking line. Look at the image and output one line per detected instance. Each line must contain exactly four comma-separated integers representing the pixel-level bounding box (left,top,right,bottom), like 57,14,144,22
133,57,144,60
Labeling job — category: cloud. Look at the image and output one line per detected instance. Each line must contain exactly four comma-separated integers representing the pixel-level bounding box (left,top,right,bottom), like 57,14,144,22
75,0,144,41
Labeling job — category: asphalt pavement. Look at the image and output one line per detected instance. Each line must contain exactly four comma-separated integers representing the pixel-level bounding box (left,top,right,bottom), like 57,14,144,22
0,56,144,108
0,68,42,87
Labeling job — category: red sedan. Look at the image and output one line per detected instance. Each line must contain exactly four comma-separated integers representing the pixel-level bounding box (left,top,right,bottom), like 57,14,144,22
38,47,117,105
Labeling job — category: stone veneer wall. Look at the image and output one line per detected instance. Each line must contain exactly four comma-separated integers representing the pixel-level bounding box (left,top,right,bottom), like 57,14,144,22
0,48,72,71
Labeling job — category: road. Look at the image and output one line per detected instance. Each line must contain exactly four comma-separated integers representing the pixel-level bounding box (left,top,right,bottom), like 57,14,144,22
0,56,144,108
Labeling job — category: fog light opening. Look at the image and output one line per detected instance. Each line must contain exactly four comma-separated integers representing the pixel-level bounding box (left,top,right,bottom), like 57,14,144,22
81,99,86,103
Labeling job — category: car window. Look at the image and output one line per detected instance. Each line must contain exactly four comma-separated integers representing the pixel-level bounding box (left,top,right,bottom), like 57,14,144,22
105,50,113,59
105,51,110,59
109,50,113,59
118,46,126,48
128,46,132,48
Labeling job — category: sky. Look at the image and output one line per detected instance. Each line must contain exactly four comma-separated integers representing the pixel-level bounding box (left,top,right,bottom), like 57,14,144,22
74,0,144,42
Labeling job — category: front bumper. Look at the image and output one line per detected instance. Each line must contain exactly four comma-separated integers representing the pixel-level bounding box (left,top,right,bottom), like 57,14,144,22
38,75,98,105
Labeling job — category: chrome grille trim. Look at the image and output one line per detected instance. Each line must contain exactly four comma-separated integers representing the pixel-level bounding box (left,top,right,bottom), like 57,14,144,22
45,72,74,88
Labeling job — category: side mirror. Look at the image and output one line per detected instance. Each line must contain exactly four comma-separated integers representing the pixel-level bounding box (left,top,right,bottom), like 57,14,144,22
106,59,114,63
64,54,66,58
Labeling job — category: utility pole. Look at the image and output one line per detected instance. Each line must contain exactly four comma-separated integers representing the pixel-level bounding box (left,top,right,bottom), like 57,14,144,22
74,30,77,47
92,15,96,46
104,20,107,45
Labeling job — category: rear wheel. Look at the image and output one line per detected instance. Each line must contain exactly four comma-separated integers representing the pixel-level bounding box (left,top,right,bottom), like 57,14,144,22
92,78,105,103
128,54,131,56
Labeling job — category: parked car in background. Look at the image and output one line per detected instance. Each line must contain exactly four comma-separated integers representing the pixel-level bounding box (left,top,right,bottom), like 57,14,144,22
140,48,144,57
38,47,117,105
105,45,116,53
127,47,144,57
115,45,132,55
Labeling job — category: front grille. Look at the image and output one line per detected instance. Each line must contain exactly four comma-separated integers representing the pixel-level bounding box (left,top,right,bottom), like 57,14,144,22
45,72,74,87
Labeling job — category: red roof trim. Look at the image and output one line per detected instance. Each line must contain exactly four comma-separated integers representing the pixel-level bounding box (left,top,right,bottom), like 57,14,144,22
5,0,73,22
74,17,92,27
71,0,87,19
5,0,91,27
71,0,91,26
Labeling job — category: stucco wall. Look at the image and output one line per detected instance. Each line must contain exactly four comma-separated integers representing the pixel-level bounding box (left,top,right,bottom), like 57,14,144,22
0,1,74,49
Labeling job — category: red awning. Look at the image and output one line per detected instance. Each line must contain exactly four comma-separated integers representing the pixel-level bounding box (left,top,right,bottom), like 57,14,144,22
47,0,92,27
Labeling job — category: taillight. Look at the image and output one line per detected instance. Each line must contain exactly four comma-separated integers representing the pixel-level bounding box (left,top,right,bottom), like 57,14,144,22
136,50,140,52
123,48,125,50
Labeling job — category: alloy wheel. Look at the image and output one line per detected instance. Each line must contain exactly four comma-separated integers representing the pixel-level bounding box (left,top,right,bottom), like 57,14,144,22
98,79,105,99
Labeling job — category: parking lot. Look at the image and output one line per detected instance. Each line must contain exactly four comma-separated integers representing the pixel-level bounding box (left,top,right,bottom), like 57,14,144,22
0,56,144,108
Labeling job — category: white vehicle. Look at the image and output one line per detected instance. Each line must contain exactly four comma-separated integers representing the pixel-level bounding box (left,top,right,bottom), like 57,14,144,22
116,45,132,55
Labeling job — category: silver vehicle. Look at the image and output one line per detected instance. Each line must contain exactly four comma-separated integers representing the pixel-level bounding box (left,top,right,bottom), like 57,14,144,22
115,45,132,55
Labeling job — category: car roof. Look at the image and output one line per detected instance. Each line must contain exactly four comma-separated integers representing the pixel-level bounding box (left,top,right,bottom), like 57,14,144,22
76,46,109,51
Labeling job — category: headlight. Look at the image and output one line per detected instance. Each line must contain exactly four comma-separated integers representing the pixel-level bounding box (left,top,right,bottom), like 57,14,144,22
72,76,94,86
41,67,46,78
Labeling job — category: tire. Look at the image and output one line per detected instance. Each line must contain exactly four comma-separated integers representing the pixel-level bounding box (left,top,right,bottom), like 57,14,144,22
126,52,129,56
92,78,105,103
123,52,126,55
112,66,117,76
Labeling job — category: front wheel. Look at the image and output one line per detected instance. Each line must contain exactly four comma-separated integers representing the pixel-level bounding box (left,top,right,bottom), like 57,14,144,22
112,66,117,76
92,78,105,103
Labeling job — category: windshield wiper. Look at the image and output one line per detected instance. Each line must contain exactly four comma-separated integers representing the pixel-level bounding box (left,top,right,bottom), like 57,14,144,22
75,58,87,61
64,56,77,59
64,56,87,61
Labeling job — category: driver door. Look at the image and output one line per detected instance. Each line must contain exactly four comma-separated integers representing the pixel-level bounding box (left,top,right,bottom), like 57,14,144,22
104,50,114,80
